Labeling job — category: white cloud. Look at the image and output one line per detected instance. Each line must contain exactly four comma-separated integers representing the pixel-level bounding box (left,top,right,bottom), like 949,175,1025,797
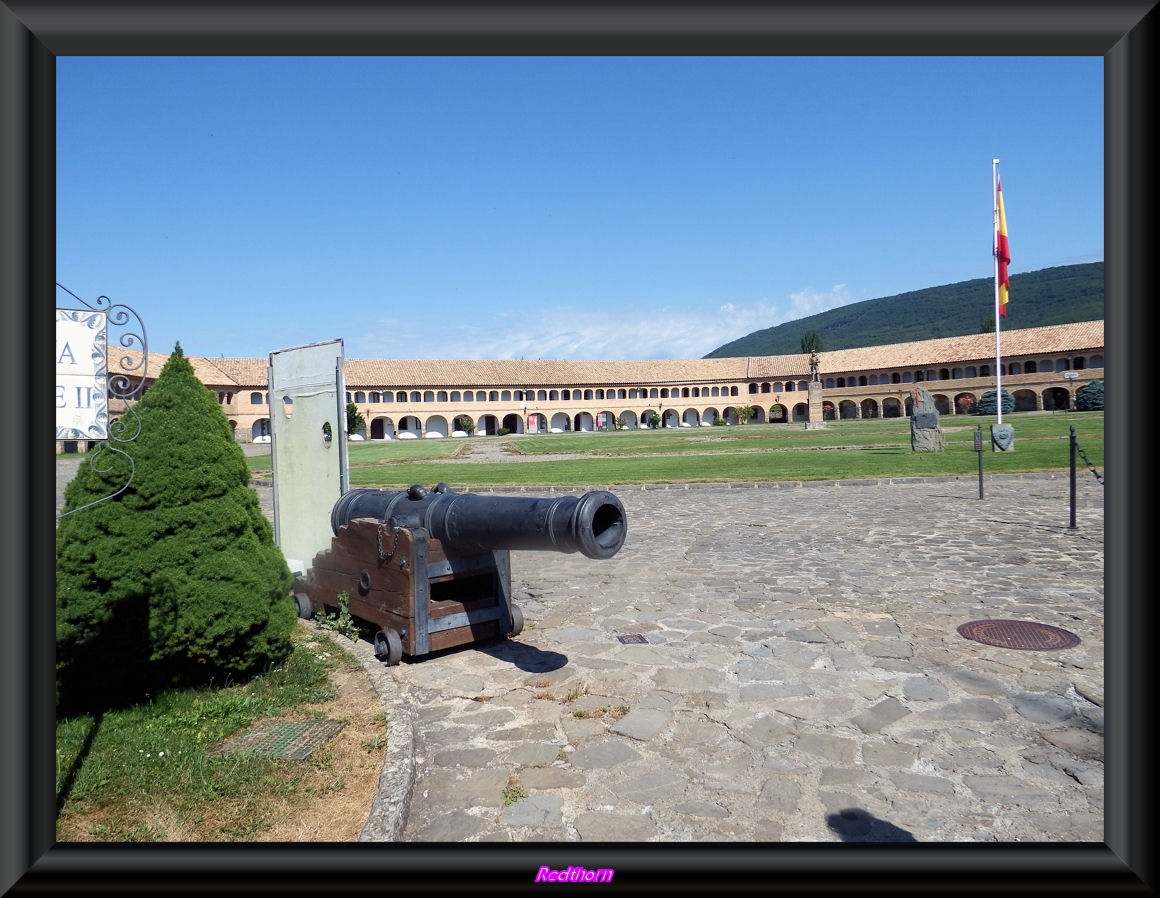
348,286,861,361
787,284,854,318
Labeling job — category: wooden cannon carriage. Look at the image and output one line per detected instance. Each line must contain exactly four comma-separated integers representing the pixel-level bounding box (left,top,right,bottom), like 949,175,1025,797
293,483,627,665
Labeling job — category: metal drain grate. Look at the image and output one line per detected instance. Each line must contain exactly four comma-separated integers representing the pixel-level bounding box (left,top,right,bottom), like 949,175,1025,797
217,718,346,760
616,633,648,644
957,619,1081,651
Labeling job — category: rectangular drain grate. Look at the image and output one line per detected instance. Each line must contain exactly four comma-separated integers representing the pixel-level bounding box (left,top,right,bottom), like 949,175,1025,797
217,718,346,761
616,633,648,644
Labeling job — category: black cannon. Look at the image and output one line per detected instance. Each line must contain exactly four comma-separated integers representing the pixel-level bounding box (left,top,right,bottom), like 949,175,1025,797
295,484,628,664
330,483,627,560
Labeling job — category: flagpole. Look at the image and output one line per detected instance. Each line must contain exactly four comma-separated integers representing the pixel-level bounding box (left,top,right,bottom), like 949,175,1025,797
992,158,1003,426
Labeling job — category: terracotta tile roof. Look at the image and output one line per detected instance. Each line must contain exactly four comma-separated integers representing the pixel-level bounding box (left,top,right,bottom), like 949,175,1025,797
748,320,1105,379
344,357,751,388
109,351,262,389
112,321,1103,390
206,357,271,387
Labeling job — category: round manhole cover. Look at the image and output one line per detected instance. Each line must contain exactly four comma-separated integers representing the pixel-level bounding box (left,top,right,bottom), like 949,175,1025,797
957,619,1081,651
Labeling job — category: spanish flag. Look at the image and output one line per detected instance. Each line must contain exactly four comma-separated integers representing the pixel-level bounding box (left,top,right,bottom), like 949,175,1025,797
996,177,1011,317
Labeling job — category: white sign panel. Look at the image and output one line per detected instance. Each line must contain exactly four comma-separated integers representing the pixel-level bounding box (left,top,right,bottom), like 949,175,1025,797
56,308,109,440
268,339,348,574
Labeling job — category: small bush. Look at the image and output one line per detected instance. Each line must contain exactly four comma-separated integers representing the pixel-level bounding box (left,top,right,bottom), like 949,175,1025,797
317,591,361,641
1074,379,1104,411
974,389,1015,416
56,344,295,714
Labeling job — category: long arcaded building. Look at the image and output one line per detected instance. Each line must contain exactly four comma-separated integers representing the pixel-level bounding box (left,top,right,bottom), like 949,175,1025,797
74,320,1102,449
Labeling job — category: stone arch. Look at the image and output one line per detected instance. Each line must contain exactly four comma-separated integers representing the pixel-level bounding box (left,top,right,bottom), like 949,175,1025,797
1042,386,1071,411
1012,389,1038,412
370,416,396,440
424,415,449,437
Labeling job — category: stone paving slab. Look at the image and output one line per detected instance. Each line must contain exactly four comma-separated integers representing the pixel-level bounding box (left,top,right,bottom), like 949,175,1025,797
345,473,1104,844
56,460,1107,845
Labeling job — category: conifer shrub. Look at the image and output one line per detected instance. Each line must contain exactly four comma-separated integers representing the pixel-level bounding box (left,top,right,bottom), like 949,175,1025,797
1074,379,1104,411
974,389,1015,416
56,344,295,712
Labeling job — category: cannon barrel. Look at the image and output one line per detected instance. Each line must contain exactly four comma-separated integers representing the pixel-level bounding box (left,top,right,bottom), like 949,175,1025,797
330,483,627,560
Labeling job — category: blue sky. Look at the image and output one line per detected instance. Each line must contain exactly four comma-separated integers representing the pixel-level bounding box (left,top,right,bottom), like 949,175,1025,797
56,56,1103,361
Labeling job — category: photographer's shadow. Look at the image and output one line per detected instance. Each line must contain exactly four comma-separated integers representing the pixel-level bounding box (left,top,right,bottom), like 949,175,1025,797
826,808,917,842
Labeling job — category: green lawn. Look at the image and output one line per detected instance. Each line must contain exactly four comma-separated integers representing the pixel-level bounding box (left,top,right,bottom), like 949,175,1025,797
245,411,1103,489
55,628,375,841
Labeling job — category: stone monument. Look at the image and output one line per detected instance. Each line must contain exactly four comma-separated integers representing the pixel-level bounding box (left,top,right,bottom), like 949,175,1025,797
909,385,946,452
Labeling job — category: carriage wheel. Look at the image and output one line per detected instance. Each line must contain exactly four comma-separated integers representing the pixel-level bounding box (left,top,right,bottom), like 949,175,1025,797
508,604,525,637
373,628,403,665
293,593,315,620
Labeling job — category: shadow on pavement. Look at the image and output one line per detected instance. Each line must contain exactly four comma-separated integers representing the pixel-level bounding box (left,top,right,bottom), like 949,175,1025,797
826,808,918,842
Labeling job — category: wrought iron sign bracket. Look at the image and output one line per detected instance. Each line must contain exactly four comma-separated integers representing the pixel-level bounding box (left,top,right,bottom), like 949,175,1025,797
56,284,148,519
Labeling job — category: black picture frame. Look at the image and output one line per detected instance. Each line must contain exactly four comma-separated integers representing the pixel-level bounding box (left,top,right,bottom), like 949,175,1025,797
4,2,1151,893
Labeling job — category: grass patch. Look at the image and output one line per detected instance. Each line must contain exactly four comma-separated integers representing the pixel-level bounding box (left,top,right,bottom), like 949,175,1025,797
55,627,378,842
572,703,630,720
277,412,1104,488
362,733,387,752
502,777,529,806
245,412,1103,488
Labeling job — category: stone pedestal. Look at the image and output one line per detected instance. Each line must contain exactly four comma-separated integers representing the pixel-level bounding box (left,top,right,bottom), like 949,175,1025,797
806,381,825,429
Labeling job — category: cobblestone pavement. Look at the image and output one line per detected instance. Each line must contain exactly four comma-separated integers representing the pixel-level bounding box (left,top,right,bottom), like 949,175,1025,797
385,476,1104,844
57,459,1106,844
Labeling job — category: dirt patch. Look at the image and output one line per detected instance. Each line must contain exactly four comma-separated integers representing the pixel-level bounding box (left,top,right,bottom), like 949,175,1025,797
248,652,386,842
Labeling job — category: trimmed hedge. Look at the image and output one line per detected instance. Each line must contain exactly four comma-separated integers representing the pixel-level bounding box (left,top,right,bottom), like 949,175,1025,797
1075,379,1104,411
975,389,1015,416
57,344,295,712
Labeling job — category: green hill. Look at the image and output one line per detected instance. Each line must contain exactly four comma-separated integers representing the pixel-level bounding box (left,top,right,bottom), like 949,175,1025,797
703,261,1104,358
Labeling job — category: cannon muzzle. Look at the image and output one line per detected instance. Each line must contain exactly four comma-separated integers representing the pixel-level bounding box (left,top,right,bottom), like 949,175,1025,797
330,484,627,560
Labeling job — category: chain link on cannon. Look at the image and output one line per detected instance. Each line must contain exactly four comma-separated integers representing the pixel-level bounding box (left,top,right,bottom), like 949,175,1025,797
375,521,399,563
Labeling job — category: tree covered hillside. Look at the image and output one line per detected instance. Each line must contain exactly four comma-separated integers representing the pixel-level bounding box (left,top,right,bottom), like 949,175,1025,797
704,262,1103,358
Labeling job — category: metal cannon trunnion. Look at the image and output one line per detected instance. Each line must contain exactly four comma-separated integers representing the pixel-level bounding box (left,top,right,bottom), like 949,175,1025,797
293,483,628,664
